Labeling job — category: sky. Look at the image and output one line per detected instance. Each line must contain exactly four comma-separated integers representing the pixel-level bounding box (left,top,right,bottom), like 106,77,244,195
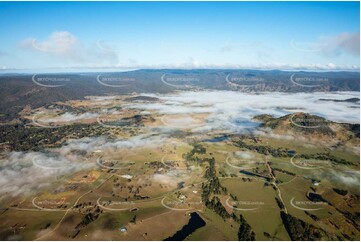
0,1,359,71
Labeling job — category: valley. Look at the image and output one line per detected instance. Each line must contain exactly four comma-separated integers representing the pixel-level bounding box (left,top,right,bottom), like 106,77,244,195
0,89,359,240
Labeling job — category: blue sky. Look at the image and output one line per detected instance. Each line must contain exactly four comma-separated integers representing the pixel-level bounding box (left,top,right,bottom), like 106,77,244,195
0,1,359,71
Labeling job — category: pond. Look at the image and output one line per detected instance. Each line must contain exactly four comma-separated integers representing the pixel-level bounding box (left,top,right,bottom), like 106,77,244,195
203,135,229,143
164,212,206,241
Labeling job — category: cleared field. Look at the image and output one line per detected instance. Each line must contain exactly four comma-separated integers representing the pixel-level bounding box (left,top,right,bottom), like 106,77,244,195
220,177,290,240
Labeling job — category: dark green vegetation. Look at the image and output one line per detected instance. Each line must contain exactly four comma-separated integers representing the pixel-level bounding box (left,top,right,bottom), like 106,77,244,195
233,139,290,157
0,121,141,152
280,212,337,240
333,188,348,196
0,123,103,151
0,112,148,151
237,214,256,241
71,203,103,239
233,137,352,166
183,142,207,162
124,96,160,102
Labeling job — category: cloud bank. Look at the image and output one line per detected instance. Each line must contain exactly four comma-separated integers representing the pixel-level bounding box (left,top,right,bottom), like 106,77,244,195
129,91,360,133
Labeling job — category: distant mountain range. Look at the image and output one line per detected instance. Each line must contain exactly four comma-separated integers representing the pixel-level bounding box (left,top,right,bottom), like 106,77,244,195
0,69,359,122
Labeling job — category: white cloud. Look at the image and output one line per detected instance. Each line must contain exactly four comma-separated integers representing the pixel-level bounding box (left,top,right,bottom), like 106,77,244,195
291,32,360,58
38,112,99,123
235,151,255,159
320,31,360,57
20,31,119,65
22,31,77,54
99,62,359,71
33,110,102,127
327,170,360,187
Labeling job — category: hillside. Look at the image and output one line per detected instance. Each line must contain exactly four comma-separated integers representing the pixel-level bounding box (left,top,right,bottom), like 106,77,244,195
254,112,360,145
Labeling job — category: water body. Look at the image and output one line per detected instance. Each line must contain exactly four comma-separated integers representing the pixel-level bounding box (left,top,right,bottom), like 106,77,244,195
203,135,229,143
164,212,206,241
240,170,271,181
287,150,296,156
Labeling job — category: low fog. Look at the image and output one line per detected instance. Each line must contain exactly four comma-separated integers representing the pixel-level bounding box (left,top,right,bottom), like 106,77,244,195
2,90,359,197
130,91,359,133
0,134,170,197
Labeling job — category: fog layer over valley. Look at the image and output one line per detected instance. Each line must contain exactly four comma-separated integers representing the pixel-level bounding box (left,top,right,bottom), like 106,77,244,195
129,91,360,133
1,90,359,198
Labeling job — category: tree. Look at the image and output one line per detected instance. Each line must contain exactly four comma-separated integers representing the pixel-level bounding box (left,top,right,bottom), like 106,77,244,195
237,214,255,241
